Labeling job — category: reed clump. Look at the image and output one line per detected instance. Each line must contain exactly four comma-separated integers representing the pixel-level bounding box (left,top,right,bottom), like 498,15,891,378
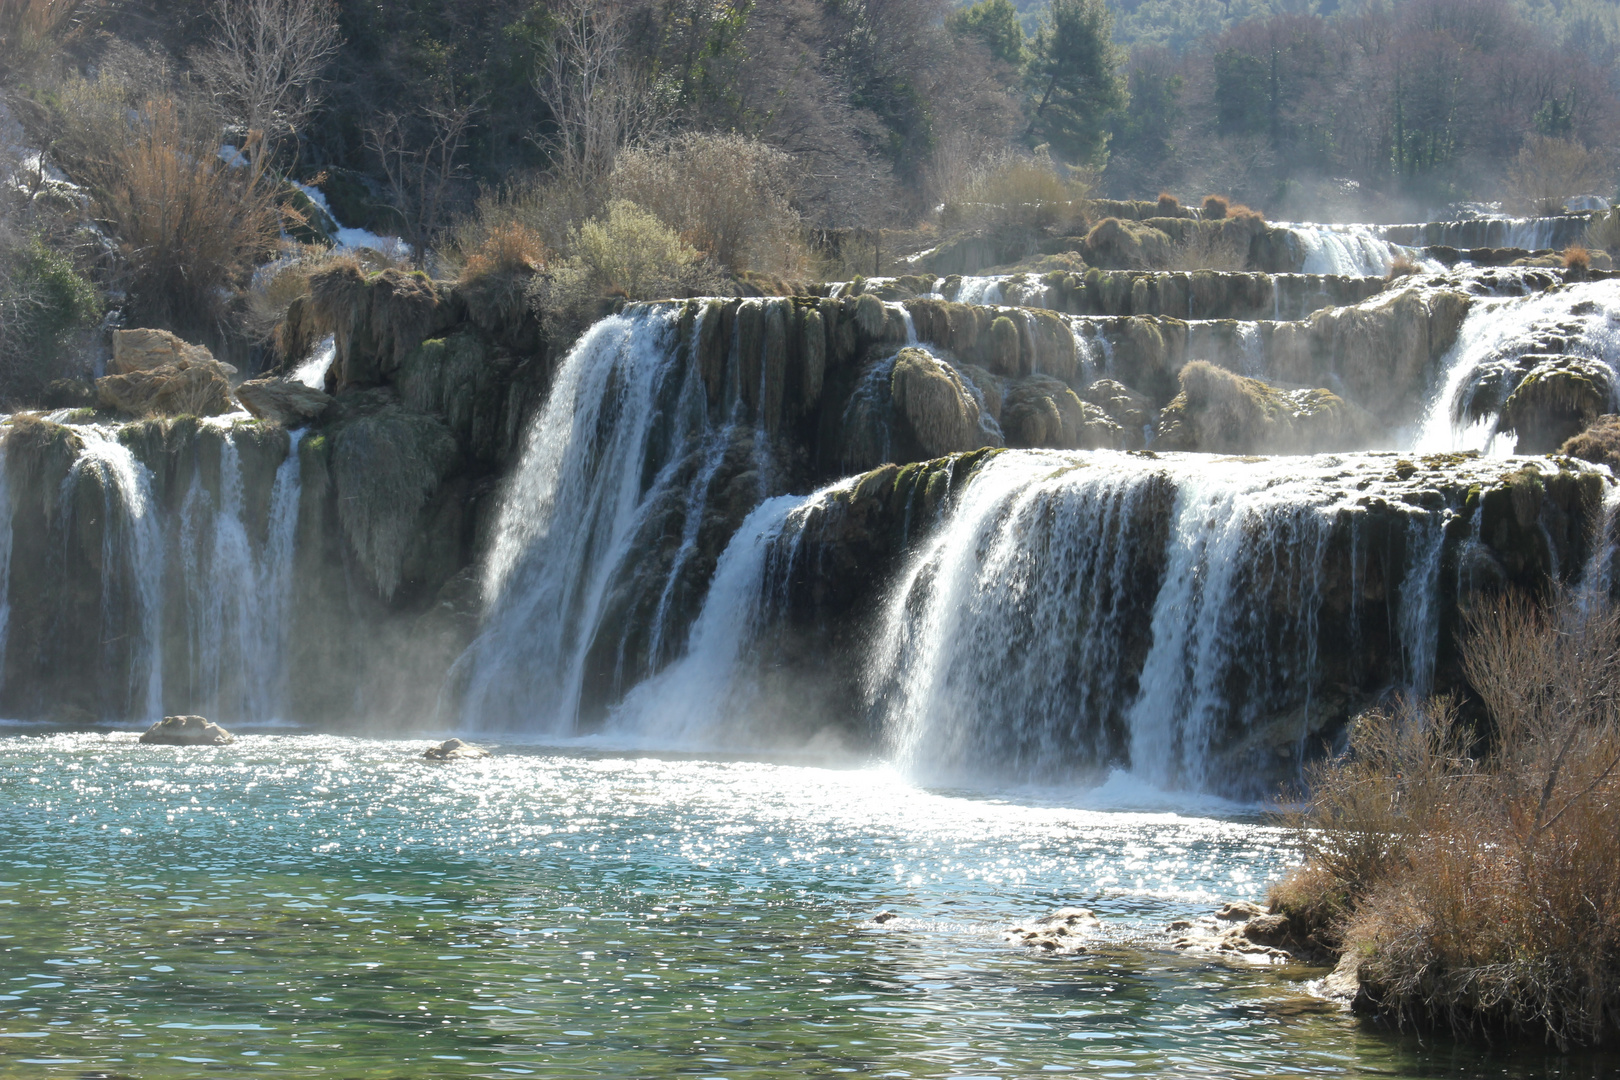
1274,590,1620,1048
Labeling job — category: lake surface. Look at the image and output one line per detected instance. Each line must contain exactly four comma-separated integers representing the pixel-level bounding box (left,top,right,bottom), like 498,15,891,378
0,732,1610,1078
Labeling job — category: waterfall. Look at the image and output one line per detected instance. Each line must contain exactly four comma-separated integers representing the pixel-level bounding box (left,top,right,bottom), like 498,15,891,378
1413,281,1620,453
607,484,849,746
65,427,166,721
294,336,336,388
861,452,1404,789
460,303,783,733
176,426,305,722
1281,222,1424,276
0,432,14,696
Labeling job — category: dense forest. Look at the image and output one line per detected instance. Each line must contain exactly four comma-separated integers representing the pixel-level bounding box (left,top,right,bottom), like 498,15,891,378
0,0,1614,398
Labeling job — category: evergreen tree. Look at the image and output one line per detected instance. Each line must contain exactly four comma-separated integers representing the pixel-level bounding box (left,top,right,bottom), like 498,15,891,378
948,0,1026,67
1026,0,1127,164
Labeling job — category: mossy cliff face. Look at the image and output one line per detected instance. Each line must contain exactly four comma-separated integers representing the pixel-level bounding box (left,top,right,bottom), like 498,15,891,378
1154,361,1381,453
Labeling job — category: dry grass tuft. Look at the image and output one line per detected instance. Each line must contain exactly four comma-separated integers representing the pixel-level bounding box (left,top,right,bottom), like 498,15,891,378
940,151,1090,234
1282,589,1620,1048
1157,192,1180,216
1201,194,1229,220
1564,244,1592,271
461,222,547,281
1560,415,1620,470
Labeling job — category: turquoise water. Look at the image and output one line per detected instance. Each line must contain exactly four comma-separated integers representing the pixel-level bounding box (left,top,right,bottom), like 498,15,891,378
0,731,1610,1078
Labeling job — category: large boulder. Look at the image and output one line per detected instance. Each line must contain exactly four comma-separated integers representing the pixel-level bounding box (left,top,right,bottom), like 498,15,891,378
139,715,235,745
96,358,234,417
235,378,335,427
111,328,220,374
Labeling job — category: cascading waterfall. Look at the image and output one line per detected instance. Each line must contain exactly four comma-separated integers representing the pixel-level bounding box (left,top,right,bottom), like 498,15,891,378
459,302,789,733
1413,281,1620,453
64,427,166,721
0,434,14,694
1280,222,1425,276
176,426,305,723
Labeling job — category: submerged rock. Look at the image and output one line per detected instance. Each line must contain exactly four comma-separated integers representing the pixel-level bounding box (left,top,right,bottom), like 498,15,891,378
422,738,490,761
139,715,235,746
1169,901,1320,965
236,378,335,427
1006,907,1102,955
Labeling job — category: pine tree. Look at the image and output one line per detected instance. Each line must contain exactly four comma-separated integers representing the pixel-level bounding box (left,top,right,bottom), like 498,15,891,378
1026,0,1127,165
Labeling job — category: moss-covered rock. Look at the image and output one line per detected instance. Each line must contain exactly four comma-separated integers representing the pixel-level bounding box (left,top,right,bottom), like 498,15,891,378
1154,361,1382,453
1003,375,1123,450
890,347,999,459
1501,355,1613,453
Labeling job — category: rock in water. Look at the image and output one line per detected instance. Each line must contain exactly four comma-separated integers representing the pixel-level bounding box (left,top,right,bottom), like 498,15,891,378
422,738,490,761
1006,907,1102,955
235,378,335,426
139,715,235,746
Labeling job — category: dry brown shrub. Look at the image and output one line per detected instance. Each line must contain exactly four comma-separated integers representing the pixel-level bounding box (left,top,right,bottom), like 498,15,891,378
1201,194,1229,220
1157,192,1180,216
462,222,547,281
0,0,98,80
86,96,280,339
1560,414,1620,470
1286,590,1620,1047
939,151,1090,234
1564,244,1592,271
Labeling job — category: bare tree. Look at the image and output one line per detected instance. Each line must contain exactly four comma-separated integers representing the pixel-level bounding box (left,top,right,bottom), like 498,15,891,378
193,0,341,170
367,99,477,267
533,0,660,184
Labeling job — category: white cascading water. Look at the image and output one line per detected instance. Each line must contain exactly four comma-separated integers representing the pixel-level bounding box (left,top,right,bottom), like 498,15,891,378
1413,281,1620,453
1280,222,1426,276
460,305,751,733
176,426,305,722
65,427,166,720
294,337,336,388
607,483,851,746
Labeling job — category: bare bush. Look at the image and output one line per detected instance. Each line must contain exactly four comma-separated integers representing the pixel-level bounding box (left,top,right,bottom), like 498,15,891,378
0,0,99,82
939,151,1090,233
367,100,476,268
1507,136,1614,215
611,133,806,276
191,0,340,170
1584,210,1620,255
1277,589,1620,1047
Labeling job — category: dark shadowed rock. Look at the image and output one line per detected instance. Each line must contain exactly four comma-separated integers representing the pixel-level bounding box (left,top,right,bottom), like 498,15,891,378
139,715,235,745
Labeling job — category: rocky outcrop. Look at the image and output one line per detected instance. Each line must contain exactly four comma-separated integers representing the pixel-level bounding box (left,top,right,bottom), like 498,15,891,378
1168,901,1323,965
890,347,996,458
96,357,234,417
139,716,234,745
235,378,335,426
